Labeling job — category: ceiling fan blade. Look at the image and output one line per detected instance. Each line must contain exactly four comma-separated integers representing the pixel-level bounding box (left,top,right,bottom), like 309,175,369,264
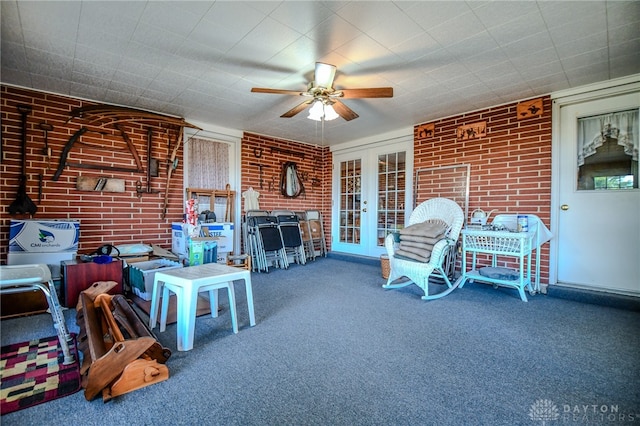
337,87,394,98
281,100,314,118
251,88,304,95
331,100,359,121
315,62,336,89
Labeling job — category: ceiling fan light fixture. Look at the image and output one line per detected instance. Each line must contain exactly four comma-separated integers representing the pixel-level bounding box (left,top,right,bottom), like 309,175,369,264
323,104,339,121
307,100,340,122
307,100,325,121
314,62,336,89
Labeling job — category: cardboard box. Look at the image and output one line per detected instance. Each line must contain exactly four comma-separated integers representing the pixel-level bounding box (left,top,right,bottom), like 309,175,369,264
200,223,234,252
127,259,183,301
9,220,80,253
171,222,187,255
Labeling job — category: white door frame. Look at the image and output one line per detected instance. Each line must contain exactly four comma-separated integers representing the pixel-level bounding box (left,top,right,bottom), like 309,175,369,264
331,135,413,257
549,74,640,285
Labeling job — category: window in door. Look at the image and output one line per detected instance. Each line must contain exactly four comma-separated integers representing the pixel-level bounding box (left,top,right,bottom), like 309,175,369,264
339,159,361,244
377,152,406,245
577,109,639,190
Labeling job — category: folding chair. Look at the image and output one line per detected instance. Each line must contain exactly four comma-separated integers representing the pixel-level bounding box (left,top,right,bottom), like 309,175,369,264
0,264,75,364
277,214,306,265
305,210,327,257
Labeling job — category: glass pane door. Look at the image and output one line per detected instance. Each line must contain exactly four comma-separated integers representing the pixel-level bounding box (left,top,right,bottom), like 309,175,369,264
332,139,413,257
339,159,361,244
377,152,406,245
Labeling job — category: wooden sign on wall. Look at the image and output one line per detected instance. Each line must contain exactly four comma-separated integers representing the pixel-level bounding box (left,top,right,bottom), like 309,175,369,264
457,121,486,141
416,123,435,139
517,98,543,119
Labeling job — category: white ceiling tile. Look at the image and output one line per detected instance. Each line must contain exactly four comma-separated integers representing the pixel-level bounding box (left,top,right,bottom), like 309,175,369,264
334,2,401,33
609,53,640,79
389,32,440,62
139,2,203,37
30,74,71,95
24,48,73,80
72,60,117,82
561,48,609,72
334,34,394,67
472,2,540,29
69,81,108,100
76,26,131,56
17,1,81,43
554,31,608,58
306,15,362,56
78,1,143,40
403,2,473,30
225,17,302,65
500,32,555,60
22,30,76,58
510,48,560,72
102,90,139,107
608,22,640,46
609,38,640,60
547,14,607,45
201,1,265,37
366,12,425,50
1,66,32,87
1,42,28,70
446,32,500,62
539,1,606,28
0,1,23,44
269,2,335,34
486,11,548,46
131,22,186,54
428,12,487,47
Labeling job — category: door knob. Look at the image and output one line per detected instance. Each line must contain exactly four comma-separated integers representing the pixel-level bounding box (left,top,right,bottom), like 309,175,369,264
561,204,569,211
362,208,367,212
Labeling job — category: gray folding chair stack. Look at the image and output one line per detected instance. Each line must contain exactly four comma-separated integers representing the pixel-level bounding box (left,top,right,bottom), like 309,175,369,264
247,215,288,272
305,210,327,258
244,210,270,272
276,213,306,266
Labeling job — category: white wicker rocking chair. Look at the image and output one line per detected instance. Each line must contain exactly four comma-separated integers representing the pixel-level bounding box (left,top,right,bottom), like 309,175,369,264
383,197,464,300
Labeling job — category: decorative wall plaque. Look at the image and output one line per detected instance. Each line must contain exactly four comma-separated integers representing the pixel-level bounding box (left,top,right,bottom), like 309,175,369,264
416,123,435,139
517,98,543,119
456,121,486,141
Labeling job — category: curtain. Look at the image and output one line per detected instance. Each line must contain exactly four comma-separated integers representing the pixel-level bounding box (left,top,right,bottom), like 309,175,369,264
186,137,230,220
187,137,229,188
577,109,639,166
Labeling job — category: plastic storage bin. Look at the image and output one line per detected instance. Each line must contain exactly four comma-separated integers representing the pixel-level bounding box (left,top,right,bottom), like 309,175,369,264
127,259,183,301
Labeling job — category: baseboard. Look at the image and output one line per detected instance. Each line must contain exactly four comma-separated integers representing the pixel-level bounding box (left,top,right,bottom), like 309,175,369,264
327,252,380,267
546,284,640,312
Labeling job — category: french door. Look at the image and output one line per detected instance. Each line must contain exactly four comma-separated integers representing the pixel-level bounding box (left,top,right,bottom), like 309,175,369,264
332,141,413,257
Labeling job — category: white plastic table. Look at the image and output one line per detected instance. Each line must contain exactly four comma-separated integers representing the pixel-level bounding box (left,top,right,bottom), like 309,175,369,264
149,263,255,351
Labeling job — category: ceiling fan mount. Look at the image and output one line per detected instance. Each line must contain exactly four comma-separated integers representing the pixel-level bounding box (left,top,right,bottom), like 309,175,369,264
251,62,393,121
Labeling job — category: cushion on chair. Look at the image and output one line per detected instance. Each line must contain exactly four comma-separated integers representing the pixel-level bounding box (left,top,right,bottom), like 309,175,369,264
395,220,448,263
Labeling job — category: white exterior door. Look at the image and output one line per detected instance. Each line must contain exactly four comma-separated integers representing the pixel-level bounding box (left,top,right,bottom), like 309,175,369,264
556,91,640,296
332,141,413,257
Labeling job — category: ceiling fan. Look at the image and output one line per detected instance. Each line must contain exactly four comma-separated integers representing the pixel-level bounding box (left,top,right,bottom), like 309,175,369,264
251,62,393,121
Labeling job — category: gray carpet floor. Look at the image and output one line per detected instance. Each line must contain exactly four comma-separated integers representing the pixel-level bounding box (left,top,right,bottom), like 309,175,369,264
2,258,639,425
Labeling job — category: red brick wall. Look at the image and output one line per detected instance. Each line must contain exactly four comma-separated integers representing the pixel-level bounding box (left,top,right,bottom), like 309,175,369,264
240,132,332,250
1,85,185,261
413,96,553,283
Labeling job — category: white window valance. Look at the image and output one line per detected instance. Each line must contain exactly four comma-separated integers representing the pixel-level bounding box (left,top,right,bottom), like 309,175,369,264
577,109,639,166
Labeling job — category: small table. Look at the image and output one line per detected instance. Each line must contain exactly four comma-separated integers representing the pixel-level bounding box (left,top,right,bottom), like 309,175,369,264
149,263,255,351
